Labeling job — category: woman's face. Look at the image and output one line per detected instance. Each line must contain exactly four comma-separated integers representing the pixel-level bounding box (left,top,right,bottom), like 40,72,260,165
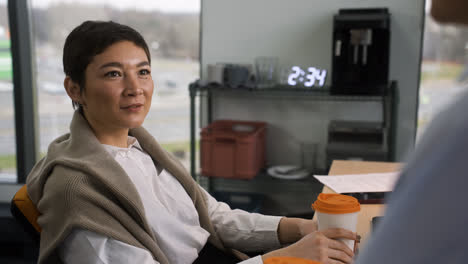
80,41,153,132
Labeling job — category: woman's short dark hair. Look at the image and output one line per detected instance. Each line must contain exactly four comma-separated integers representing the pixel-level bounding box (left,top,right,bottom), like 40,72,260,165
63,20,151,110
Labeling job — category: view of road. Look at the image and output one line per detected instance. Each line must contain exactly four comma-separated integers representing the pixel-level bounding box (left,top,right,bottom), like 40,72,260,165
417,63,468,138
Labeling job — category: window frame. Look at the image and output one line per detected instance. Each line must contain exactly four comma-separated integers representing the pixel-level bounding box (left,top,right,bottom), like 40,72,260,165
5,0,38,188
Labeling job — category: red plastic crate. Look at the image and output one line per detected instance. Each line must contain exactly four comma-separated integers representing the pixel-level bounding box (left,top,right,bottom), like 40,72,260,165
200,120,266,179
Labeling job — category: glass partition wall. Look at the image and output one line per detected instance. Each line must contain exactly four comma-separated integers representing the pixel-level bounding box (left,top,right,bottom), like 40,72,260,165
30,0,201,171
418,2,468,139
5,0,465,183
0,0,17,183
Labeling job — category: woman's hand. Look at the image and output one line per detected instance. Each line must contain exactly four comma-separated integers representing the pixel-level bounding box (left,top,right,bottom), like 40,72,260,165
265,227,357,264
297,218,318,237
277,217,318,244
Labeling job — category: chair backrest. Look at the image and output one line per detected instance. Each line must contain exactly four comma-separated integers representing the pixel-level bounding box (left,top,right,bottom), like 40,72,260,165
10,184,41,243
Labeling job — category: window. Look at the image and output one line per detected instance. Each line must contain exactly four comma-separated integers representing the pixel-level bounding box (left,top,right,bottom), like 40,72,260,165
0,0,17,183
418,5,468,139
31,0,200,170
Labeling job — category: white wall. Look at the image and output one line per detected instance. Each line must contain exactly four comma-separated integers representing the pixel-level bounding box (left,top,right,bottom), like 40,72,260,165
201,0,425,165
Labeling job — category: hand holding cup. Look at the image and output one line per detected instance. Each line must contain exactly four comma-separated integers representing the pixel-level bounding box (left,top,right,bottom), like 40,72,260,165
312,193,361,251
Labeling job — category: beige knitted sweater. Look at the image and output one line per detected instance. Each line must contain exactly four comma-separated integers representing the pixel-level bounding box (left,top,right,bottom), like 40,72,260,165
26,111,235,264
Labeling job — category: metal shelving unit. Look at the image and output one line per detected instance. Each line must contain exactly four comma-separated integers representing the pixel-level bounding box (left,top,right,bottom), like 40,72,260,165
188,80,398,215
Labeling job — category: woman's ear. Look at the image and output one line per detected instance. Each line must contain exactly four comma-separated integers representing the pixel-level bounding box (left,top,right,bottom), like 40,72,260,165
64,76,82,104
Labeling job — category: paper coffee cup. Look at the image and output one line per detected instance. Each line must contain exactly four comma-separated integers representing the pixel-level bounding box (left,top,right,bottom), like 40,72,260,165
312,193,360,250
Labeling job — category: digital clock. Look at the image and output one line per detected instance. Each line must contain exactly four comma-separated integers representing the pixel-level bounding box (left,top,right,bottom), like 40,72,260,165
287,66,327,87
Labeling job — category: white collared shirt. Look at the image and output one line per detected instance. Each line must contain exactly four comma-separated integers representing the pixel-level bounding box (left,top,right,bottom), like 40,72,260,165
58,136,282,264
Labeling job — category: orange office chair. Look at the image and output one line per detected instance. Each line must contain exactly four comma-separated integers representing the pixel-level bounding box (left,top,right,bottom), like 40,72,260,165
10,185,41,243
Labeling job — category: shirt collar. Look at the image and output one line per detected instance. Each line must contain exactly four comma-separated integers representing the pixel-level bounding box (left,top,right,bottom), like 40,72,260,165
101,136,163,175
101,136,143,157
128,136,143,151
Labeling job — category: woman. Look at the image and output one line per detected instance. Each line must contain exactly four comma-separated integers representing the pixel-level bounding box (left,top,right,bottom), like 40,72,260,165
26,21,356,264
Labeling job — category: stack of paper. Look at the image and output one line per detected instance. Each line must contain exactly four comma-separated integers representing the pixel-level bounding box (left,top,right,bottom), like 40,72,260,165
313,172,400,193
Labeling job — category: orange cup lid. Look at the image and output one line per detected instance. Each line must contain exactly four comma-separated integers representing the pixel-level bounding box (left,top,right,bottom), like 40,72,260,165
264,257,322,264
312,193,360,214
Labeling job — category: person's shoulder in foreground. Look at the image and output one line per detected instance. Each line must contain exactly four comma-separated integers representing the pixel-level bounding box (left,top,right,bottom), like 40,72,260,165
356,81,468,264
356,1,468,263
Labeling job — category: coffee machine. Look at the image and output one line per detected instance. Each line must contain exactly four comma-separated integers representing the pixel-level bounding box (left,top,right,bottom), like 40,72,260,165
331,8,391,95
